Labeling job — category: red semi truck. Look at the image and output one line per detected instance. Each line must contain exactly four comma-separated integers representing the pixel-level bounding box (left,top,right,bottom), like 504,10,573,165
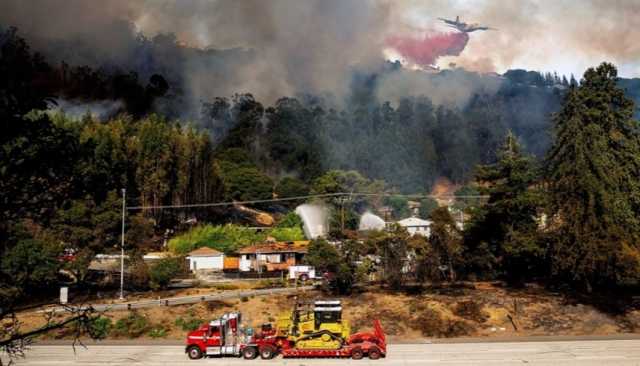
185,311,386,360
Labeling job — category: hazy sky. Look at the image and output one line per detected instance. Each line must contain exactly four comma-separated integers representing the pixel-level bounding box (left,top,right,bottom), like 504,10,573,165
2,0,638,80
130,0,640,78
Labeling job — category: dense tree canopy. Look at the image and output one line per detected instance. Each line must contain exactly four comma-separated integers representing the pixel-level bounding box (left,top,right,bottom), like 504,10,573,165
545,63,640,288
464,132,544,283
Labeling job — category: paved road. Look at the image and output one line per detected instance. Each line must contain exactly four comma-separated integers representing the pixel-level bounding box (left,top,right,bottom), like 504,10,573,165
41,286,315,314
5,340,640,365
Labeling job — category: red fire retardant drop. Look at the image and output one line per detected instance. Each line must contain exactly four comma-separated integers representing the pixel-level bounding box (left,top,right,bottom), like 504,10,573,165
387,32,470,68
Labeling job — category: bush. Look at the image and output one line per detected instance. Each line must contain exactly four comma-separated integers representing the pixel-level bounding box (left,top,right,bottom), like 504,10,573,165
168,224,265,255
276,211,304,228
254,279,285,289
148,323,169,338
208,283,240,291
113,312,150,338
268,227,305,242
88,316,112,339
414,306,476,338
175,311,204,332
149,257,182,290
453,300,489,323
129,259,150,290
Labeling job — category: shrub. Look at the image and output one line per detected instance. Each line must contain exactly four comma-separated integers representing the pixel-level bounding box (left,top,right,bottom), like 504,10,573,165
167,223,305,256
254,279,285,289
175,311,204,332
113,312,150,338
168,224,265,255
88,316,112,339
129,259,150,290
276,211,304,228
149,257,182,290
240,296,249,302
268,227,305,242
415,307,476,337
148,323,169,338
209,283,240,291
453,300,489,323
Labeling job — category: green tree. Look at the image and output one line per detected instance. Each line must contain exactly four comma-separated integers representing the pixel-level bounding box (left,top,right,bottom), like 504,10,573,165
276,211,304,229
429,207,463,281
545,62,640,289
375,226,410,289
149,257,183,290
1,236,61,292
384,195,411,219
464,132,544,283
305,239,354,294
274,177,309,207
419,198,438,219
216,148,274,202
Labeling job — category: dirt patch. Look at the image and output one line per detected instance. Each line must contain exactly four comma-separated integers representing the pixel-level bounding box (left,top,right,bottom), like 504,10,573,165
17,283,640,342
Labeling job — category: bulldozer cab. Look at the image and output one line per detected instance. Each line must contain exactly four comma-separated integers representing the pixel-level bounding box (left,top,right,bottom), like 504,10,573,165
313,300,342,328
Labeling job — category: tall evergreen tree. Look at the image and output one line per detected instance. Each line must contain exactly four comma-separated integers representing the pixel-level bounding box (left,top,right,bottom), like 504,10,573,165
545,63,640,289
464,132,543,283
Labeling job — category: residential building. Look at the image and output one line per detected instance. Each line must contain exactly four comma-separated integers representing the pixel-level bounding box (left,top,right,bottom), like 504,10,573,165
187,247,225,271
397,216,432,237
238,240,309,272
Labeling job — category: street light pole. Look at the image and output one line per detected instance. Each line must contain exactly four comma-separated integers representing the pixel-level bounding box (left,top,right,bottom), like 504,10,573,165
120,188,126,300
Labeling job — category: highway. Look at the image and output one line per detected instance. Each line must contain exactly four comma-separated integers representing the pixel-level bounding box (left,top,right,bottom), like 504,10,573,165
6,340,640,365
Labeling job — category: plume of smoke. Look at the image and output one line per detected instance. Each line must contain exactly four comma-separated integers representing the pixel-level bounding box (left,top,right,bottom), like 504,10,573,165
2,0,640,117
48,99,124,121
376,67,504,108
386,31,469,68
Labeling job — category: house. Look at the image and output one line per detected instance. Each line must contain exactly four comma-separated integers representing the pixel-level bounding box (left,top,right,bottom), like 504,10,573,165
187,247,224,272
238,240,309,272
397,216,432,237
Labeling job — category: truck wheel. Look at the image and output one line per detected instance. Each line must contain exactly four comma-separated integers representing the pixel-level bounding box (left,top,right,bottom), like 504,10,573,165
351,347,364,360
187,346,203,360
242,346,258,360
299,274,309,282
259,346,276,360
368,347,381,360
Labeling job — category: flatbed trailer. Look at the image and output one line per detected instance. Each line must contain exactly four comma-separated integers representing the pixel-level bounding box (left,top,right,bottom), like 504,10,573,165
186,312,386,360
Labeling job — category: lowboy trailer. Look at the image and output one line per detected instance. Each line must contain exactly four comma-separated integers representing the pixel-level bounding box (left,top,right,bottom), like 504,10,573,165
185,301,386,360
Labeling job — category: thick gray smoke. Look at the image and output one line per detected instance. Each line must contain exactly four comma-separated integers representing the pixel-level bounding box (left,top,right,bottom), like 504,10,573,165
1,0,639,114
0,0,392,112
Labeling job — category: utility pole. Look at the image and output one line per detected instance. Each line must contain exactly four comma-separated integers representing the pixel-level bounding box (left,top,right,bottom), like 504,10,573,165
341,199,345,232
120,188,126,300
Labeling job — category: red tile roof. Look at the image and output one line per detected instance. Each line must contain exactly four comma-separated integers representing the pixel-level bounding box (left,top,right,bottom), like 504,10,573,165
237,241,309,254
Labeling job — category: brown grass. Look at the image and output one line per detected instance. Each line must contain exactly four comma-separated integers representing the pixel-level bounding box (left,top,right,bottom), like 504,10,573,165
17,282,638,341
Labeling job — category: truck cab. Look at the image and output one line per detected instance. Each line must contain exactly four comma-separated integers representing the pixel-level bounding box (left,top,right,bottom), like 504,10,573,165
185,312,247,359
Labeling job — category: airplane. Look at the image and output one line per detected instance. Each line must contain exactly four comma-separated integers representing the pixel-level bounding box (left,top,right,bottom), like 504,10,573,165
437,16,496,33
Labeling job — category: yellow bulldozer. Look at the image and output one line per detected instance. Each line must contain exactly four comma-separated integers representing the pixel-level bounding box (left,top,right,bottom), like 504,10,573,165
274,299,351,350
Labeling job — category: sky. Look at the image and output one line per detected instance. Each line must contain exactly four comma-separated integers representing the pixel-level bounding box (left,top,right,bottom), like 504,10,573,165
394,0,640,77
0,0,638,107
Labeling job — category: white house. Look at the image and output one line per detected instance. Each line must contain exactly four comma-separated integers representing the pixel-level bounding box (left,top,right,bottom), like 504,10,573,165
187,247,224,272
397,217,432,237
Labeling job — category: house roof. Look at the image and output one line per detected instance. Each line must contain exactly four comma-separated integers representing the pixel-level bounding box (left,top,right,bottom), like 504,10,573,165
143,251,172,259
188,247,223,257
237,241,310,254
397,217,432,227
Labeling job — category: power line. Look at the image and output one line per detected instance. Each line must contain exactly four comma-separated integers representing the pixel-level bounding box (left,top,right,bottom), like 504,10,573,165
126,192,489,211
